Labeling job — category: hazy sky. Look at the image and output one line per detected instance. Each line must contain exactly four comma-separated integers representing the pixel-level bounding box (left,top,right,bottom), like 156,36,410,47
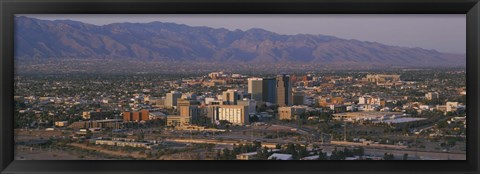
20,14,466,54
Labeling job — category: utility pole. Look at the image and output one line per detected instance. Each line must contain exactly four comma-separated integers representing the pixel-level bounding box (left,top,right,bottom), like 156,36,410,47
344,122,347,142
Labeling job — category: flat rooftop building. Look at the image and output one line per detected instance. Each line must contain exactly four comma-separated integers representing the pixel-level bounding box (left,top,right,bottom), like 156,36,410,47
332,111,422,123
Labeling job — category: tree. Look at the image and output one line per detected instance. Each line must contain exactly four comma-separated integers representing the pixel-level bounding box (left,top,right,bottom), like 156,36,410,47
215,150,221,160
249,115,259,123
383,153,394,160
343,147,353,157
256,146,270,160
318,151,328,160
353,147,364,157
299,145,309,158
285,143,295,154
85,129,93,139
275,144,282,149
138,130,145,141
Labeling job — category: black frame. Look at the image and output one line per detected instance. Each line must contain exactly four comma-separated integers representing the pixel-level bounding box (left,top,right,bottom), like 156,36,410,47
1,0,479,174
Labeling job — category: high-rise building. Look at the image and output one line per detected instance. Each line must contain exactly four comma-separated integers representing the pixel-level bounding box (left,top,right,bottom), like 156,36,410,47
262,78,277,104
177,99,200,124
207,105,220,121
276,74,292,106
248,78,263,102
222,89,239,105
237,99,257,115
165,91,182,108
214,105,249,125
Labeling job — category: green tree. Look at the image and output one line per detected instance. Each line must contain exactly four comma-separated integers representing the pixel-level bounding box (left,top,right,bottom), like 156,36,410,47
383,153,394,160
353,147,364,156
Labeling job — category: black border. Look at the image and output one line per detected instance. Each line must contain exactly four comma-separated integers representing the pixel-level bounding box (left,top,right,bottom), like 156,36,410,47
1,0,479,174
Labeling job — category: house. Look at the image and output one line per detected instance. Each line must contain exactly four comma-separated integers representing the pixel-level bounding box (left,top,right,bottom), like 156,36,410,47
236,152,257,160
268,153,293,160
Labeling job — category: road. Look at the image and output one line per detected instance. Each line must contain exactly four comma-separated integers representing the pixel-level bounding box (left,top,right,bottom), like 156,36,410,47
164,137,466,160
363,148,465,160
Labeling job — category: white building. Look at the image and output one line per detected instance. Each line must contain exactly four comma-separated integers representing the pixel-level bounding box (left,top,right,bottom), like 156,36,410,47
358,95,382,105
204,97,218,105
214,105,249,125
446,102,459,112
268,153,293,160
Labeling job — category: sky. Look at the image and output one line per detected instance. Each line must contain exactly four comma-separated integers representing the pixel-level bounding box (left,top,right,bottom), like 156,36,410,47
20,14,466,54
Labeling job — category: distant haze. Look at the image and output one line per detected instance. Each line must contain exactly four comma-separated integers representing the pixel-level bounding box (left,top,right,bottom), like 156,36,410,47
19,14,466,54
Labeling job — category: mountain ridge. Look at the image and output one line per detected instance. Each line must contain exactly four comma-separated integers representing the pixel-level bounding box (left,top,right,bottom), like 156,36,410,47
14,16,465,68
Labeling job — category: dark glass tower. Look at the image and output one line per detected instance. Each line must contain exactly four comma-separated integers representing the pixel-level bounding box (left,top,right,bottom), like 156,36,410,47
262,78,277,104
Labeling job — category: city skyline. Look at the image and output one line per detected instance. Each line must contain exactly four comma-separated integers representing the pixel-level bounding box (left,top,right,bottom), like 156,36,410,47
13,14,467,161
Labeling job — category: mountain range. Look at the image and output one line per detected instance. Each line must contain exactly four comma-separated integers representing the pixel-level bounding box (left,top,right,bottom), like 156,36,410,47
15,16,465,69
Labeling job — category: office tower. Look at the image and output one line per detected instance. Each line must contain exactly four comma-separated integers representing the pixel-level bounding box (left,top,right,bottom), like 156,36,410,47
248,78,263,102
276,74,292,106
237,99,257,115
165,91,182,108
262,78,277,104
177,99,200,124
207,105,220,124
222,89,239,105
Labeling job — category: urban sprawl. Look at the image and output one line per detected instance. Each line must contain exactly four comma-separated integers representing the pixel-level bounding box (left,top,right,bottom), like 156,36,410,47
14,69,466,160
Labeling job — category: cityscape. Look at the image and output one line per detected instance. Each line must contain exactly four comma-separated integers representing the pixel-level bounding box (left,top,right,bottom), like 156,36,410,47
14,15,466,160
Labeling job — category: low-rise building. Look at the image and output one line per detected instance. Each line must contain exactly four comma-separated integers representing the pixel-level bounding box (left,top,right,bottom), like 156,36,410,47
82,110,110,120
69,119,123,129
54,121,69,127
268,153,293,160
425,92,440,100
123,110,150,122
333,111,405,122
446,102,459,112
95,139,155,149
166,115,191,127
236,152,258,160
278,106,306,120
